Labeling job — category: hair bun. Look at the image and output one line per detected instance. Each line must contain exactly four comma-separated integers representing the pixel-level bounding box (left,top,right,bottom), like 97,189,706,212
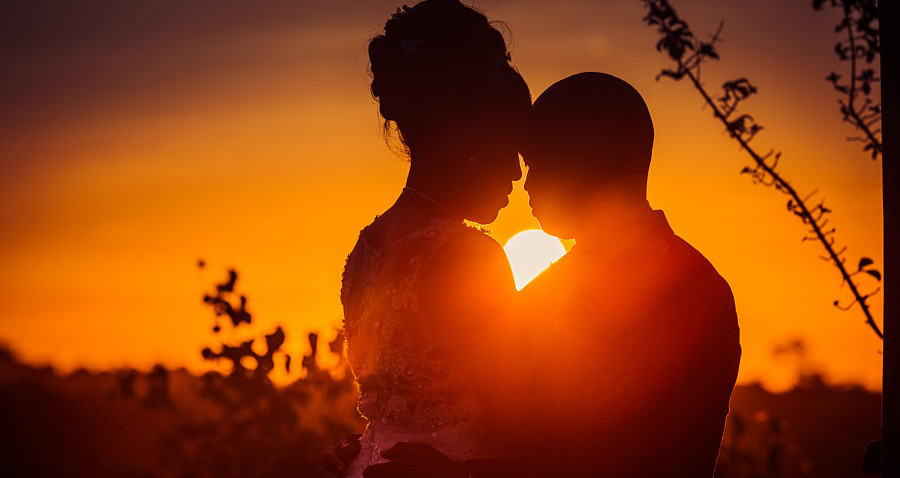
368,0,530,151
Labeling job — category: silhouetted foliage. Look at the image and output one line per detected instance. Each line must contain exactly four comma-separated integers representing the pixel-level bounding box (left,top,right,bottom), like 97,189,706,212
203,269,251,330
0,339,880,476
150,265,364,477
143,364,174,409
114,368,138,400
814,0,882,159
642,0,883,339
715,410,790,478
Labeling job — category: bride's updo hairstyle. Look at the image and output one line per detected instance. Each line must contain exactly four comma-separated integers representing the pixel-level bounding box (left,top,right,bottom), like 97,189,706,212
368,0,531,157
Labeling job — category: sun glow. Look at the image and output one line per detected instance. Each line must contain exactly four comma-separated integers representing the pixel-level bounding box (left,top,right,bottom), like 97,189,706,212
503,229,567,290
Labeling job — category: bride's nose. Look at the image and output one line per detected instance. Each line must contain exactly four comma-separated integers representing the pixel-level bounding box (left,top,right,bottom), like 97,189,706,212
509,155,523,182
523,165,538,193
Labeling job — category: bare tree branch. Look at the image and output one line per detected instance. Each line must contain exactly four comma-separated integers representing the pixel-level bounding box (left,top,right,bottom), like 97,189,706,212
816,0,882,160
642,0,883,339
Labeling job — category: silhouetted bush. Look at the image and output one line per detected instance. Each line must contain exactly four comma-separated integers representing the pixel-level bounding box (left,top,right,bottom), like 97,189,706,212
151,267,364,477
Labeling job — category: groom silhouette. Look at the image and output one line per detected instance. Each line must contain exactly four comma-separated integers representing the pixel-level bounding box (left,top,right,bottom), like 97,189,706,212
517,72,741,477
328,72,741,478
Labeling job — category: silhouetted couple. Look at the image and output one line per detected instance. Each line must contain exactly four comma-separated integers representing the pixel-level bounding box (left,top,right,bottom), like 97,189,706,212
329,1,740,477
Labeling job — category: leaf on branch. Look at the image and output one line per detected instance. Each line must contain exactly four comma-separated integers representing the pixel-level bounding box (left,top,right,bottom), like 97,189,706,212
722,78,758,101
870,146,880,160
835,17,850,33
726,114,762,139
643,0,674,27
657,68,686,81
699,42,719,59
658,33,693,61
866,269,882,281
865,49,876,63
858,257,874,270
835,43,849,60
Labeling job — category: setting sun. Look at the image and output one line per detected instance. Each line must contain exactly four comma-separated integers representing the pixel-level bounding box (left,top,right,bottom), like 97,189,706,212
503,229,567,290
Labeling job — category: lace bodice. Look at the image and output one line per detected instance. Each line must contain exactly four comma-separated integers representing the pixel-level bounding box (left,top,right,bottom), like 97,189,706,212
341,218,482,432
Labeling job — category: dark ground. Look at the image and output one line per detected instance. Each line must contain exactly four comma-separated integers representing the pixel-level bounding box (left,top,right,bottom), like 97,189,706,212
0,347,880,478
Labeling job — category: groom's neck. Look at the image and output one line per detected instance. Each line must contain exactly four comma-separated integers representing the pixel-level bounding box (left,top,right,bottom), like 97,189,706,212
571,198,652,248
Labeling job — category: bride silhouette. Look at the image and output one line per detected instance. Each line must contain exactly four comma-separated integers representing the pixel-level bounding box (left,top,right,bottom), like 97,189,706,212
337,1,533,477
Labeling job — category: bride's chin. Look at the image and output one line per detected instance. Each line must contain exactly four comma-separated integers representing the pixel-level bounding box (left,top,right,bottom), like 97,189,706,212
469,207,502,224
464,194,509,224
469,211,498,224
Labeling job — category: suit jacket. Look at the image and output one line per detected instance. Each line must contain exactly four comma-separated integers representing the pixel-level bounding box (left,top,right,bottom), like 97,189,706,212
519,210,741,477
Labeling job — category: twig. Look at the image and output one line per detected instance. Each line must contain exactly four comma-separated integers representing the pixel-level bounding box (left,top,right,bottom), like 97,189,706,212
816,0,882,160
642,0,883,339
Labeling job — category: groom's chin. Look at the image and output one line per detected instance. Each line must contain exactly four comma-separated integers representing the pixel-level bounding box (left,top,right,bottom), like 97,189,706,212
531,206,577,240
544,228,576,241
535,217,576,241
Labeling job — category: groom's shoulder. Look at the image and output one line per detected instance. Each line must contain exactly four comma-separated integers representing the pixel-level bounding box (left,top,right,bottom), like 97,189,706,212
650,219,732,295
652,227,738,326
433,223,506,261
424,224,515,293
673,241,732,299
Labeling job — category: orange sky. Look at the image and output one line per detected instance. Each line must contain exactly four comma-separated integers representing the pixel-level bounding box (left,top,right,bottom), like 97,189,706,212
0,0,883,391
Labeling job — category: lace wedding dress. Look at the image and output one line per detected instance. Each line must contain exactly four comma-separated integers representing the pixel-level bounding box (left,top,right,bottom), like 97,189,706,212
340,219,509,478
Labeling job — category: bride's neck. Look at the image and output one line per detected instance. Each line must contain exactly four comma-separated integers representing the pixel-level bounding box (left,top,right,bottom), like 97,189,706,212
366,176,458,250
405,162,460,216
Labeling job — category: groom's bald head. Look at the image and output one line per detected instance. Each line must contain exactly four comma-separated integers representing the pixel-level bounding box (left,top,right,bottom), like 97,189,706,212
523,72,655,238
527,72,653,186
